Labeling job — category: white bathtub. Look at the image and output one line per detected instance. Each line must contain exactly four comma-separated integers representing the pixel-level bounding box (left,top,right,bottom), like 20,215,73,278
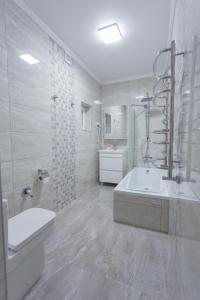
114,167,197,201
119,167,166,194
113,167,197,233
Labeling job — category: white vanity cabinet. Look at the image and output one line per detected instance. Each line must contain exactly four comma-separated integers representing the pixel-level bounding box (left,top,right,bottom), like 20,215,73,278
99,149,127,184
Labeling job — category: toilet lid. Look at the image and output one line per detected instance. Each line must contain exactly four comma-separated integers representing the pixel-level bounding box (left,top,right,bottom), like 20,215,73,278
8,208,56,252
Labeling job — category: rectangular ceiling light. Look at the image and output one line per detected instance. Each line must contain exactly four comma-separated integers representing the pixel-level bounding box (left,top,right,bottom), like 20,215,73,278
20,54,40,65
98,23,122,44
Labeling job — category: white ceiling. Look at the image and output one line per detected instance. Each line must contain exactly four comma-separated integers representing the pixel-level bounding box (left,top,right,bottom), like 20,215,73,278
22,0,172,84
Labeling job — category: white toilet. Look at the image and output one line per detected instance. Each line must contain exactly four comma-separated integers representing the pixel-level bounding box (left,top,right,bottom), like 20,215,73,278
3,199,56,300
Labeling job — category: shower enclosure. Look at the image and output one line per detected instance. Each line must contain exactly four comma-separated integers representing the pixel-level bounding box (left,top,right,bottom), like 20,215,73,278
131,95,168,170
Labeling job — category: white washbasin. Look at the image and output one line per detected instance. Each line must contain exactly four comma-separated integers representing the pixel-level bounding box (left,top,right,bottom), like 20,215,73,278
98,149,127,154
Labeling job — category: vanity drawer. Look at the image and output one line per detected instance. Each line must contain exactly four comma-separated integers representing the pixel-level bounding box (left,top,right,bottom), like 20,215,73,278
100,156,123,171
100,170,123,184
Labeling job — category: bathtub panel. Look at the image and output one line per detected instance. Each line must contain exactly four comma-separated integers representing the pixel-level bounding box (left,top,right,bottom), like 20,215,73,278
114,198,162,232
113,192,169,233
161,199,169,209
160,209,169,233
113,191,162,208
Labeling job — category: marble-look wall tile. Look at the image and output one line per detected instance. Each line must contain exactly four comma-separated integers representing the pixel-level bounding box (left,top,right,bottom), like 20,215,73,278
9,77,52,110
0,0,101,298
11,132,52,160
0,0,7,298
1,162,12,194
10,104,51,133
0,101,10,132
0,0,101,221
0,133,11,162
170,0,200,298
12,156,51,189
0,70,9,103
0,0,54,217
0,45,7,71
74,61,101,197
13,179,55,215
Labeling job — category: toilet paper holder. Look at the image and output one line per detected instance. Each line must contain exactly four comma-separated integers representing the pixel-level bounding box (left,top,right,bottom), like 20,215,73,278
38,169,49,181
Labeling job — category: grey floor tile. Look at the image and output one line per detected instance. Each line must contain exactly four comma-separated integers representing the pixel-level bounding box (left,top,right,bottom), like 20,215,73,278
23,185,179,300
24,264,91,300
71,271,142,300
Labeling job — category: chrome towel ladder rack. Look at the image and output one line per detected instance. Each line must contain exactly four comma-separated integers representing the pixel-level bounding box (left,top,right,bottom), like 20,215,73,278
153,40,185,181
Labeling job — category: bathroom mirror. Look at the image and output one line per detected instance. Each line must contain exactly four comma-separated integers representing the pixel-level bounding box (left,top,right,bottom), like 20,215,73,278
103,105,127,140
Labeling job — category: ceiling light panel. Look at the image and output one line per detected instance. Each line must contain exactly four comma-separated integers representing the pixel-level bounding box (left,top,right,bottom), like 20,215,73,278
98,23,122,44
20,54,40,65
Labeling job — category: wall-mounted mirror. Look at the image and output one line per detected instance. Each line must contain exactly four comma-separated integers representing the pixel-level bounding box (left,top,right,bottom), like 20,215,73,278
103,105,127,140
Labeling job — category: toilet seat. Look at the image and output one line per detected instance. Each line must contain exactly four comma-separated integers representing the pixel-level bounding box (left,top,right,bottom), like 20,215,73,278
8,208,56,252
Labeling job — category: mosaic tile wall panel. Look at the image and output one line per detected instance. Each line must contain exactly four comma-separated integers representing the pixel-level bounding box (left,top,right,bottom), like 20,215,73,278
50,39,76,210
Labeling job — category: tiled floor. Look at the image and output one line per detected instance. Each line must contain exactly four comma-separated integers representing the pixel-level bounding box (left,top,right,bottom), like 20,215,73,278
24,185,177,300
